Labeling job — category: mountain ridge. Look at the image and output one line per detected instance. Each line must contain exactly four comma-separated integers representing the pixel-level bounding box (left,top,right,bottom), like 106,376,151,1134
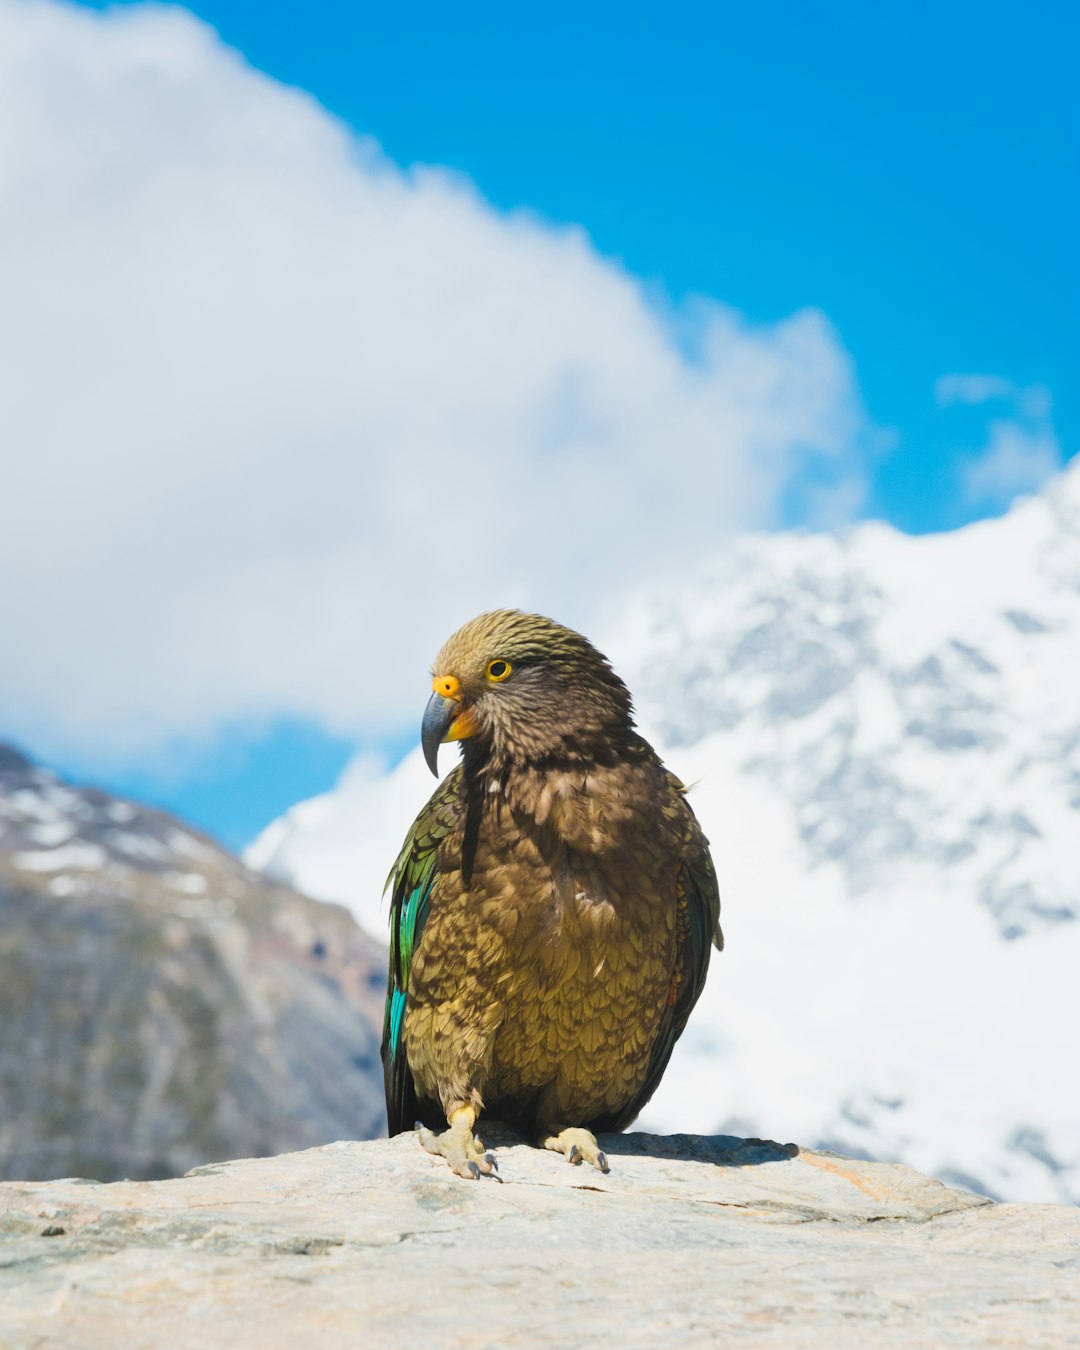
0,744,387,1182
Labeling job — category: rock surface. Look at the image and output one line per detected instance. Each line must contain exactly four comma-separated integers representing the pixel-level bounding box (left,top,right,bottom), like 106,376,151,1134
2,1131,1077,1348
0,745,387,1182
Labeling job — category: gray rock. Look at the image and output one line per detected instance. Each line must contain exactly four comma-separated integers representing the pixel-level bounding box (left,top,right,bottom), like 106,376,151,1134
1,1132,1076,1348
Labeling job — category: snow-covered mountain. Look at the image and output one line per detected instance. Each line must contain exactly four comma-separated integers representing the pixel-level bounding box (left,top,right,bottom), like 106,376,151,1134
247,459,1080,1205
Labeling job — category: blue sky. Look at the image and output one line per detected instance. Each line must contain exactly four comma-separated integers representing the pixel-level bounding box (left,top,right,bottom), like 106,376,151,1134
6,0,1078,847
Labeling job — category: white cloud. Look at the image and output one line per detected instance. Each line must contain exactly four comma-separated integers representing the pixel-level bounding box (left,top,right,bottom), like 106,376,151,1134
936,373,1018,406
938,374,1061,510
960,419,1061,508
937,373,1052,423
0,0,870,764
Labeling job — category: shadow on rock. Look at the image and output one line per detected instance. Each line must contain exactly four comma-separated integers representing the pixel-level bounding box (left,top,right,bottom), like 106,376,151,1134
478,1125,798,1167
601,1132,799,1167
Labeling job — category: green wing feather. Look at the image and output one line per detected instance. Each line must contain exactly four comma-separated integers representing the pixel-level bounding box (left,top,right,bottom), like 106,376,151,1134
604,774,722,1131
381,766,462,1135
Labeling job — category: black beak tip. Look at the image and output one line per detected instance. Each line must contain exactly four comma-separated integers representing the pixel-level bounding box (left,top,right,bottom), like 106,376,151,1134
421,691,458,777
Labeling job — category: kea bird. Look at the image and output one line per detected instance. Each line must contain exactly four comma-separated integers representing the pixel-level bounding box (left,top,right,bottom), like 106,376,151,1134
381,610,722,1178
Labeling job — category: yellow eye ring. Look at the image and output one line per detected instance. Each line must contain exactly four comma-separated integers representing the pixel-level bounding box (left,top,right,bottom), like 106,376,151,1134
486,659,512,682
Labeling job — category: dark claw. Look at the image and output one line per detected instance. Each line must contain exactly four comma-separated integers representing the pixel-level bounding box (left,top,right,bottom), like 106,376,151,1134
467,1161,481,1180
597,1151,609,1173
484,1152,499,1170
414,1121,424,1131
567,1144,580,1165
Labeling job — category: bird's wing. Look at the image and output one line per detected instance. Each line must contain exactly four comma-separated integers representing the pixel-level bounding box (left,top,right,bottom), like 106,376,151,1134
381,765,462,1135
607,773,722,1131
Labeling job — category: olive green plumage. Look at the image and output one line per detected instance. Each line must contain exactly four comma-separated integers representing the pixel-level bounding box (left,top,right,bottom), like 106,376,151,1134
381,610,722,1159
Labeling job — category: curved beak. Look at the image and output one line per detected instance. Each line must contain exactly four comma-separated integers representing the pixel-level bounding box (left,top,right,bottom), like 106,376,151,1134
421,691,461,777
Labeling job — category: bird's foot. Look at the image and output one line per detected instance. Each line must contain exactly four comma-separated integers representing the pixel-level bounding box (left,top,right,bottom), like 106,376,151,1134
416,1107,501,1181
542,1127,610,1173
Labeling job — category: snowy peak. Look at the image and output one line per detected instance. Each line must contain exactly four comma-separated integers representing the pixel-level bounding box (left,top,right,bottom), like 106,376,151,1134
615,478,1080,940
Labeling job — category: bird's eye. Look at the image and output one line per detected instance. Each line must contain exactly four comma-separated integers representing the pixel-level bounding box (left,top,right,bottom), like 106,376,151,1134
486,659,512,682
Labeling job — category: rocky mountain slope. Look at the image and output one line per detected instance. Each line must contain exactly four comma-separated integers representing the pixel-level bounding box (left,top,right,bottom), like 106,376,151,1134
2,1132,1077,1348
248,459,1080,1207
0,745,387,1182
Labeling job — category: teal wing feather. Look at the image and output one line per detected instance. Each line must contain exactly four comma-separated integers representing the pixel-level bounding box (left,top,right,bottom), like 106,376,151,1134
381,766,462,1135
604,775,722,1132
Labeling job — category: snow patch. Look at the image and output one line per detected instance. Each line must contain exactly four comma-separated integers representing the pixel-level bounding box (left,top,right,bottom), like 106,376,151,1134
12,843,107,872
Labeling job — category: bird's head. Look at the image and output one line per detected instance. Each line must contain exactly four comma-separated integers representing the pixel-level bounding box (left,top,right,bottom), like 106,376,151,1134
421,610,634,776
